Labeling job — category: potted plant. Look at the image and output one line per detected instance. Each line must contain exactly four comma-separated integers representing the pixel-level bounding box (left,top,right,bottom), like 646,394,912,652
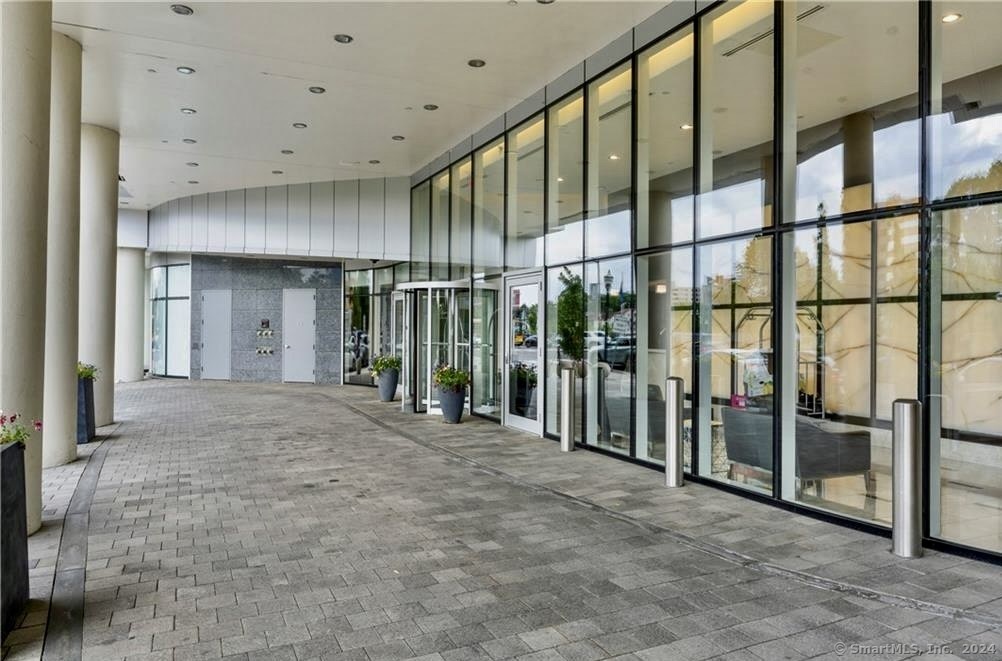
508,362,538,417
434,365,469,424
76,362,97,444
1,412,39,640
371,354,402,402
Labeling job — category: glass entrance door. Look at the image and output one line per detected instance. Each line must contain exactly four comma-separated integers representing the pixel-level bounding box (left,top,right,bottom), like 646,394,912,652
503,272,543,435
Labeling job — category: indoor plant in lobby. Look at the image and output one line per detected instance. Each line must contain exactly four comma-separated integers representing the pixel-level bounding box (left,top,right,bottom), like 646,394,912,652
76,362,97,444
372,354,402,402
434,365,469,424
1,413,40,640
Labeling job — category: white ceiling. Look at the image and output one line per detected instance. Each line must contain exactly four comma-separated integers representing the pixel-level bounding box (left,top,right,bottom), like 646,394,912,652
52,1,663,210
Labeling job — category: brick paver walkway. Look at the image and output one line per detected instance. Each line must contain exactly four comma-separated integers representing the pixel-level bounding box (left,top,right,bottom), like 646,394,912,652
5,380,1002,661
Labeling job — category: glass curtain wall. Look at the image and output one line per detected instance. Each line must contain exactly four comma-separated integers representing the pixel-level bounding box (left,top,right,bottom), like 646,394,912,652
343,264,400,386
451,158,473,280
431,171,450,280
406,0,1002,557
150,263,190,378
411,182,431,281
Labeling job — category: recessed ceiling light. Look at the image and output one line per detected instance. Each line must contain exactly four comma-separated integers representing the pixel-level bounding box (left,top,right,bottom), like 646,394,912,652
186,162,199,167
339,160,360,166
608,154,620,161
281,149,294,155
680,123,693,130
333,33,353,44
170,4,193,16
180,107,197,114
161,139,168,144
182,138,197,144
537,0,555,3
941,12,962,23
188,180,199,184
176,66,195,75
272,170,283,175
147,68,157,74
308,86,326,94
423,104,439,111
467,59,486,68
292,122,308,129
368,159,381,164
391,135,405,141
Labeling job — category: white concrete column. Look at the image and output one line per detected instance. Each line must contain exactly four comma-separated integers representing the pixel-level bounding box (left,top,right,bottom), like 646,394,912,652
42,32,82,469
79,125,120,427
0,2,52,535
115,247,145,383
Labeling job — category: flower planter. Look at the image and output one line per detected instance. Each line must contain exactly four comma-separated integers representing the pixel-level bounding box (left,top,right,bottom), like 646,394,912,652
438,388,466,424
76,376,95,444
1,442,28,641
377,369,399,402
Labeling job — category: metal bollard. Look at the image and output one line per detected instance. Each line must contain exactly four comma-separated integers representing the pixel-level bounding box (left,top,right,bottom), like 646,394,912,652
560,367,575,452
892,399,922,558
665,377,684,488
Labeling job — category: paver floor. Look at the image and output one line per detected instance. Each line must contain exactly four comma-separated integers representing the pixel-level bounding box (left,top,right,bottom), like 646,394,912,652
7,380,1002,661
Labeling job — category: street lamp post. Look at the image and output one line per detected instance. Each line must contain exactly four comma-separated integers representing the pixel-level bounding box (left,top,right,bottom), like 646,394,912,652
603,269,614,361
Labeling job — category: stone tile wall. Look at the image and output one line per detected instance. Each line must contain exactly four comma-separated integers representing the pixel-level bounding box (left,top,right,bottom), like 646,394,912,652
190,255,342,384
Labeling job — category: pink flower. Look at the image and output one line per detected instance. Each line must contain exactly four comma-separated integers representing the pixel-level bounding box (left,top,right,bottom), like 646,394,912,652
0,415,6,425
9,413,16,423
33,420,42,431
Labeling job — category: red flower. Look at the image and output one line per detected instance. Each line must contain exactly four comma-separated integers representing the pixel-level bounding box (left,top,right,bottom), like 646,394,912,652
9,413,16,423
0,415,5,425
32,420,42,431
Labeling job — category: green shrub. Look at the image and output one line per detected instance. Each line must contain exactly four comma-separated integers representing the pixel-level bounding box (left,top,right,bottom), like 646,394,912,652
371,354,401,377
77,362,99,380
433,365,469,393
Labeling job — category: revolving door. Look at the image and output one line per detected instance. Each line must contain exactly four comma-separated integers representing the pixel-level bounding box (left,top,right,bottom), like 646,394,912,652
393,281,471,414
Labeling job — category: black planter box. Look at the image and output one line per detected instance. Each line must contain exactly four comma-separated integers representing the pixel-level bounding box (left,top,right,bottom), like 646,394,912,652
1,442,28,642
76,376,95,444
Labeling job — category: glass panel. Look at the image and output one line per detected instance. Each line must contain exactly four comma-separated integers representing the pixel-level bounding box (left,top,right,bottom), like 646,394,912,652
546,92,584,264
393,261,409,285
455,290,471,374
587,64,632,258
545,265,584,439
637,26,695,248
584,258,633,454
637,248,694,467
431,171,450,280
507,115,545,269
393,296,404,361
166,299,190,377
151,299,166,376
698,1,774,238
793,1,918,221
472,284,500,419
932,1,1002,200
474,138,505,277
374,266,393,294
451,158,473,280
933,204,1002,552
167,264,190,297
416,290,429,412
151,267,167,299
698,235,772,492
344,281,372,384
411,182,431,281
507,280,540,420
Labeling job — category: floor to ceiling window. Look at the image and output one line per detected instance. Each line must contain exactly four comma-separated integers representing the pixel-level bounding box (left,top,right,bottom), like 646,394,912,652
150,262,191,378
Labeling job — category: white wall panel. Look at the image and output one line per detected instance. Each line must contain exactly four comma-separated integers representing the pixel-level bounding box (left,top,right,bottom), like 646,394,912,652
192,193,208,252
117,208,148,248
244,187,266,253
287,183,310,255
333,179,359,258
384,177,411,260
178,196,193,250
168,198,179,251
309,181,334,257
207,191,226,251
357,178,384,259
265,185,287,254
225,189,245,252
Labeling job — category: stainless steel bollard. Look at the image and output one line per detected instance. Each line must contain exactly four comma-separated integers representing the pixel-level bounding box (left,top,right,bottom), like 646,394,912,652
560,367,575,452
892,399,923,558
665,377,684,488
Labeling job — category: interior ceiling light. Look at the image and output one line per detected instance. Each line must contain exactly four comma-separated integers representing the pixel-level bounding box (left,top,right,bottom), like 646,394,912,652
292,122,307,129
557,176,564,182
391,135,405,141
176,66,195,75
180,107,197,114
182,138,196,144
308,86,326,94
680,123,693,130
423,104,439,111
170,4,193,16
467,59,486,68
281,149,294,154
333,33,353,44
941,12,962,23
608,154,620,161
186,161,199,167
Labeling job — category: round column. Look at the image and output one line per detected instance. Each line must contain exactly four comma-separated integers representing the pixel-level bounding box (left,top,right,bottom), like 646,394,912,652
0,2,52,535
79,125,120,427
43,32,82,469
115,247,146,383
